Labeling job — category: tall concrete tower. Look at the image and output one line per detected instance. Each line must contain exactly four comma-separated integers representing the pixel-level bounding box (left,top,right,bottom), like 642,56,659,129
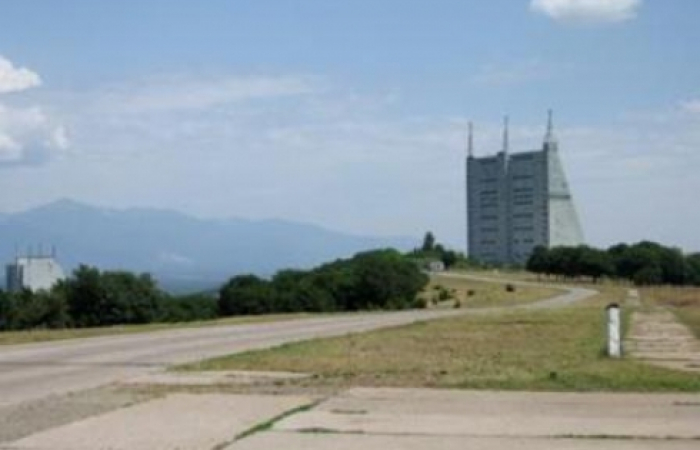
466,112,584,265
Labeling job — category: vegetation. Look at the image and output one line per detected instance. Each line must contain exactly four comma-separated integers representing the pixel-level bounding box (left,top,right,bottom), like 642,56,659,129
423,274,562,308
0,265,220,332
218,249,428,316
527,241,700,286
185,287,700,392
408,231,480,271
0,248,428,333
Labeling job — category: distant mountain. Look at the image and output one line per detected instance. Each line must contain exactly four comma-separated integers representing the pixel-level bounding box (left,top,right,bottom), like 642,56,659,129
0,200,415,292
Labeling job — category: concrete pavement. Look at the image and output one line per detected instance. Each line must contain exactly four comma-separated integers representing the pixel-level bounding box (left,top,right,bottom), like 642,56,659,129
3,394,311,450
273,387,700,439
626,309,700,372
229,433,697,450
232,387,700,449
4,387,698,449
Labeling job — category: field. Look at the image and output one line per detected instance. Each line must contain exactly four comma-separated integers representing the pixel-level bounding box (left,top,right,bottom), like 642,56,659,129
425,273,563,308
184,283,700,392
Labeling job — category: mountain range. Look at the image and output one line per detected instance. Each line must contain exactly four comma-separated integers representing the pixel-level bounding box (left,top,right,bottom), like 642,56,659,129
0,200,416,293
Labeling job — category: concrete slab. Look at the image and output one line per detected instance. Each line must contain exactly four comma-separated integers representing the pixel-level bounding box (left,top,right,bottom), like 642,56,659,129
4,394,311,450
626,310,700,373
275,388,700,439
226,432,700,450
121,370,311,386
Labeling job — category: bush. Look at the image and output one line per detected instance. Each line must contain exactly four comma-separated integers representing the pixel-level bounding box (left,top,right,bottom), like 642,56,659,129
438,286,454,301
162,294,218,322
218,249,429,316
219,274,275,316
0,289,70,330
412,297,428,309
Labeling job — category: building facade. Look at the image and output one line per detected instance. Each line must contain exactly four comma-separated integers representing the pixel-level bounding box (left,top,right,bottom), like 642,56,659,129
466,112,584,265
6,255,65,292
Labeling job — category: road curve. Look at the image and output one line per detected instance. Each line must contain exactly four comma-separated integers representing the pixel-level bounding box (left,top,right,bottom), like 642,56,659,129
0,275,597,408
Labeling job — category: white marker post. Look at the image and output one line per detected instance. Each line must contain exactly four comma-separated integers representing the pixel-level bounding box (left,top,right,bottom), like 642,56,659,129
606,303,621,358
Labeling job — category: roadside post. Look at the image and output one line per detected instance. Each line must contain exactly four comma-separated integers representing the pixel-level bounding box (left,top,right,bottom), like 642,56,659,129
606,303,621,358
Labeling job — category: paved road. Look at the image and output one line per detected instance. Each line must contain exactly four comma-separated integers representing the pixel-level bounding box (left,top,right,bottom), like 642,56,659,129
0,275,597,408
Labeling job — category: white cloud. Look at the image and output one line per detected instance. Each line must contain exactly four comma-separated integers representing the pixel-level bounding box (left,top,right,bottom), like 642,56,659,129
0,104,69,166
0,132,22,161
95,74,319,114
679,99,700,115
0,56,69,167
530,0,642,24
0,56,41,94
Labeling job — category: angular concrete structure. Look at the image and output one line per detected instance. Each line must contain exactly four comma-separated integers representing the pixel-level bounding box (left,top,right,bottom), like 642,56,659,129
5,254,65,292
466,112,583,265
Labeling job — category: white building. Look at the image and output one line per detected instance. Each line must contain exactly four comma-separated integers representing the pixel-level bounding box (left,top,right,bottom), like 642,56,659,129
6,255,66,292
466,112,584,265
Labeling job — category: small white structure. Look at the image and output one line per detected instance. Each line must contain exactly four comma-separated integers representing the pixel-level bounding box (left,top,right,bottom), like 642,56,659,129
6,255,65,292
606,303,622,358
427,260,445,272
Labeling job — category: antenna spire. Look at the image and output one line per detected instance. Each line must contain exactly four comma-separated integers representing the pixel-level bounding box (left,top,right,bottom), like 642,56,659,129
544,109,558,150
502,115,509,153
467,121,474,157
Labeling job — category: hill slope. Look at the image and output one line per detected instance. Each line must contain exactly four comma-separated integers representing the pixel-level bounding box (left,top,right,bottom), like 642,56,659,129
0,200,415,291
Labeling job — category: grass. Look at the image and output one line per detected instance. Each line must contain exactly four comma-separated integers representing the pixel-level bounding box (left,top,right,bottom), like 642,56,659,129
185,285,700,392
642,286,700,338
426,273,563,308
0,313,313,346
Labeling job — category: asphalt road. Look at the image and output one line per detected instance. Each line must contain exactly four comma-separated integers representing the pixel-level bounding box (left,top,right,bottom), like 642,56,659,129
0,275,597,408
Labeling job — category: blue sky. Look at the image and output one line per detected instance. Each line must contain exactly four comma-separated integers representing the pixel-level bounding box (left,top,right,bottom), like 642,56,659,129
0,0,699,251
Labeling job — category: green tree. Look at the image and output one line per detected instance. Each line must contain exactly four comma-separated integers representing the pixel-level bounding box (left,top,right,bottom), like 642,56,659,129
162,294,218,322
526,245,550,278
421,231,436,252
218,274,275,316
61,265,165,327
352,249,428,310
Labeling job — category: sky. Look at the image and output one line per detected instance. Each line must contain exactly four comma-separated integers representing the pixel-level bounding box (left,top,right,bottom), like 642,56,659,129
0,0,699,251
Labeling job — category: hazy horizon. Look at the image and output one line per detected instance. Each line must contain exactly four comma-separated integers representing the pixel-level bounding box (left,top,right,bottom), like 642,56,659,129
1,0,698,252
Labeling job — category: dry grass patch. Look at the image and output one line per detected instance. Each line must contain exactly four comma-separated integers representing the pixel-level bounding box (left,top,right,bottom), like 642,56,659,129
186,286,700,392
0,313,313,346
425,273,562,308
643,286,700,338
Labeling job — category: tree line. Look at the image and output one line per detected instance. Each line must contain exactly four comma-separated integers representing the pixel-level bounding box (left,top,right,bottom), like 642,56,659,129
407,231,481,270
0,265,218,331
219,248,428,315
0,248,428,331
526,241,700,286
